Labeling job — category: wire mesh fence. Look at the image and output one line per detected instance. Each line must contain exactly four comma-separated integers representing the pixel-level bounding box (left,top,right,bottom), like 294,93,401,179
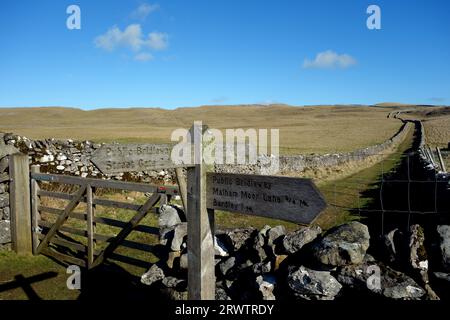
315,151,450,235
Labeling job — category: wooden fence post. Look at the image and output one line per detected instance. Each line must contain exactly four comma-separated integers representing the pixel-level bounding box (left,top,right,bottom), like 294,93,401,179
10,153,32,254
187,122,215,300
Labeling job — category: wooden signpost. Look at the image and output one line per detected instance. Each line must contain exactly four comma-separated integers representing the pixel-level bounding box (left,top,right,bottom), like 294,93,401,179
91,143,181,174
88,122,327,301
206,172,326,225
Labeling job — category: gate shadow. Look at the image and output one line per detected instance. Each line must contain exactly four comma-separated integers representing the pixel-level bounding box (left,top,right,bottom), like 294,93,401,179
76,262,168,301
0,272,58,300
41,241,170,301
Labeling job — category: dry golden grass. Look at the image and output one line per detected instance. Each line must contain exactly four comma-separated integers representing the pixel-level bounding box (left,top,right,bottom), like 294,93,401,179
402,107,450,148
423,115,450,148
285,123,414,182
0,105,403,155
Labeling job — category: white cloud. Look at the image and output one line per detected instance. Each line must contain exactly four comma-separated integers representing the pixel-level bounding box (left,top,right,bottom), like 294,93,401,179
95,25,169,52
303,50,357,69
94,24,144,51
146,32,169,50
131,3,159,21
134,52,154,62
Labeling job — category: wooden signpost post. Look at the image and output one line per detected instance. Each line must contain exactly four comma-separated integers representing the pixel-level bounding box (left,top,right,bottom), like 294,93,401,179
186,123,216,300
89,122,327,301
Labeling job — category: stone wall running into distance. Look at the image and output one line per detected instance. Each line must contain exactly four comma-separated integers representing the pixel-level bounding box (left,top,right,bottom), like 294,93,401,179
216,121,413,177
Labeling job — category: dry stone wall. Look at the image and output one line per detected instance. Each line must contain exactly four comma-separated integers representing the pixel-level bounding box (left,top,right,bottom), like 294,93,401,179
416,120,449,177
143,204,450,301
0,133,18,249
0,133,175,182
215,121,413,176
2,122,412,184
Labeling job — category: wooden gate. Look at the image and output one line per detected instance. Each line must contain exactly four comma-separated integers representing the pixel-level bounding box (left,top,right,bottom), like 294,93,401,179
30,166,179,269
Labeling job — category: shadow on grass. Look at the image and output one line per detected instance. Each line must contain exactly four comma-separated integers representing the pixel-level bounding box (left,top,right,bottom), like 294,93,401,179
37,242,170,301
76,262,168,301
0,272,58,300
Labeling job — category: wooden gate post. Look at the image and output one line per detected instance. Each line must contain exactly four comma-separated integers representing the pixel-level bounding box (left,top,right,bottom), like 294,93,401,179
86,184,95,268
9,153,32,254
30,165,41,254
187,122,215,300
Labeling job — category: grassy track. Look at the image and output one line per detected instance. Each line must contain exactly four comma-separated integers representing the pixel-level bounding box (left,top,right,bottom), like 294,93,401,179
314,122,415,229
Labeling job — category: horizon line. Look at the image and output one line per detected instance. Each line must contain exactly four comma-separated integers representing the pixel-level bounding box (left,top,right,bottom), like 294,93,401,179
1,102,447,111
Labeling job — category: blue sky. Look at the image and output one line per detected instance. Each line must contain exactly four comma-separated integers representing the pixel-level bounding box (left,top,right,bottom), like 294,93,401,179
0,0,449,109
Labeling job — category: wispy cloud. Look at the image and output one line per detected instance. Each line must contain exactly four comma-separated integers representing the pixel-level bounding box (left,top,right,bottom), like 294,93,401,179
131,3,159,21
303,50,357,69
94,24,169,52
134,52,154,62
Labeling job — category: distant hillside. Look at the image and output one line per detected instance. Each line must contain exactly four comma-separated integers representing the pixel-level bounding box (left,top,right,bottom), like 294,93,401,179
0,104,404,155
373,102,448,109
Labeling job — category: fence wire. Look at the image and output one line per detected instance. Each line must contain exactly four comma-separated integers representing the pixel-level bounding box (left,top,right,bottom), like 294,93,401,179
314,151,450,235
